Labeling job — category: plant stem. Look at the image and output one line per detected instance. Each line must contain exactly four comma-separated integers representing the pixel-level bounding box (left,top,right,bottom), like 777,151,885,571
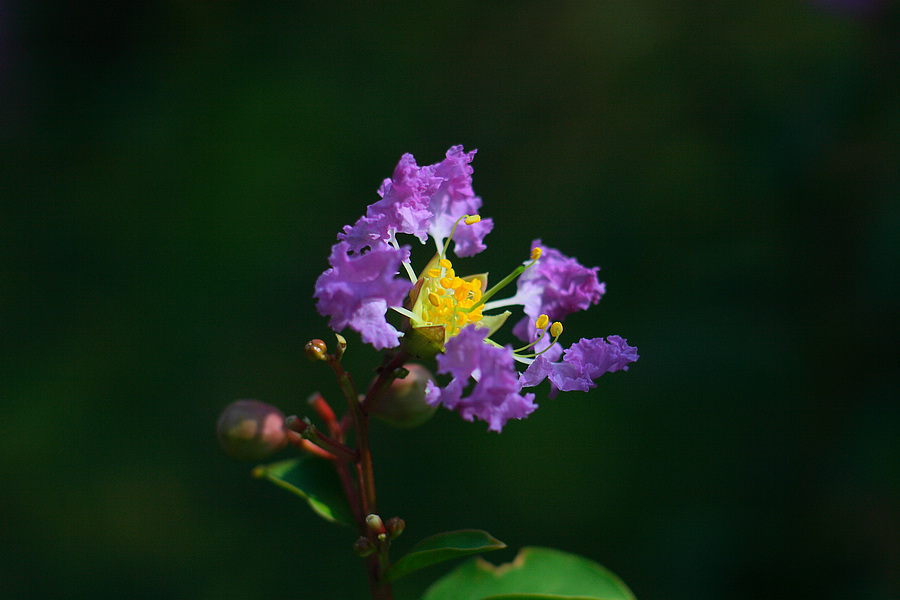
328,350,410,600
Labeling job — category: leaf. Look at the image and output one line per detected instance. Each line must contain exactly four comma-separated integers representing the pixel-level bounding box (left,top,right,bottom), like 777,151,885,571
420,547,636,600
252,456,353,526
384,529,506,582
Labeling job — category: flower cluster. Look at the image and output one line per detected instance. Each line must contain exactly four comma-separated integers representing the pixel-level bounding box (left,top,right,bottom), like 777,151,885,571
315,146,638,432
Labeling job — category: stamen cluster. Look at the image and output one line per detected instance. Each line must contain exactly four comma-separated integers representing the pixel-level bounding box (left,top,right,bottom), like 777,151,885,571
422,257,484,335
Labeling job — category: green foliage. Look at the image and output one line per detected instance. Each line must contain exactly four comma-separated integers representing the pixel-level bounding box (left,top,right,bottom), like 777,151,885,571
384,529,506,582
420,547,635,600
252,456,353,526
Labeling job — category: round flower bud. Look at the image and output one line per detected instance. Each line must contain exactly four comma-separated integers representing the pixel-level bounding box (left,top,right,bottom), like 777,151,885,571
385,517,405,540
368,363,437,428
305,339,328,362
216,400,288,460
353,536,376,557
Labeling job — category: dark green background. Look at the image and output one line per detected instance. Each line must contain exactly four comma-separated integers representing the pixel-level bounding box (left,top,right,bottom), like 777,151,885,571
2,2,898,599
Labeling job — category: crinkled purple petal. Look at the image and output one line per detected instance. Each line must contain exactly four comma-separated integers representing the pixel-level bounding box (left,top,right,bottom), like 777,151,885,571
338,153,442,252
314,241,412,350
520,335,638,398
511,239,606,343
426,326,537,432
427,146,492,257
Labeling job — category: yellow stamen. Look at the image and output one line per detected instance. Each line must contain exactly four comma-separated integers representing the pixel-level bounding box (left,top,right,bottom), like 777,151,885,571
550,322,563,337
439,277,453,289
464,214,481,225
531,247,542,261
428,268,441,278
535,314,549,330
428,292,441,307
439,258,453,269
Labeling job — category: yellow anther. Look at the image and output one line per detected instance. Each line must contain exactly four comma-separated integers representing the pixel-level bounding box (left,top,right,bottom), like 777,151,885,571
464,214,481,225
446,268,455,279
440,277,453,289
450,277,463,289
457,313,468,325
550,322,563,337
439,258,453,270
428,268,441,278
535,314,549,330
467,312,483,322
428,292,441,307
531,247,542,261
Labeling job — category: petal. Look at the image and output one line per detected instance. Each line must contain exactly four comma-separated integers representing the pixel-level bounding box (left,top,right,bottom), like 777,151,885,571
426,146,492,256
338,154,441,252
520,336,639,398
431,326,537,432
511,240,606,343
314,241,412,350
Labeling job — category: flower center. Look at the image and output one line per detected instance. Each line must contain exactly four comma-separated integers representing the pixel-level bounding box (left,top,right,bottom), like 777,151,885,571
394,214,563,358
421,257,484,337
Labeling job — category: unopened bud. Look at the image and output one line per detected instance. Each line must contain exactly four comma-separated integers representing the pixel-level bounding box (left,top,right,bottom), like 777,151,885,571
305,339,328,361
353,536,376,557
368,363,437,428
217,400,288,460
366,514,386,535
385,517,405,540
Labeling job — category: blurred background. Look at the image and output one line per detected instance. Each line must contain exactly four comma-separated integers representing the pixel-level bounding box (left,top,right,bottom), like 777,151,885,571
2,1,898,599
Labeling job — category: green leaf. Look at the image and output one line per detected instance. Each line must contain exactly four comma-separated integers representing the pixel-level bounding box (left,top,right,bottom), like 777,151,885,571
384,529,506,582
252,456,353,526
420,547,636,600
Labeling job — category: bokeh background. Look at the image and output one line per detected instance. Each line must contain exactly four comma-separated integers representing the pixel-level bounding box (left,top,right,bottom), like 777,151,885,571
2,1,898,599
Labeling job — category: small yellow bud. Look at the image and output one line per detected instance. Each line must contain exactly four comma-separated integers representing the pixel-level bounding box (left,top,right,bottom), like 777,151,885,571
531,247,542,261
550,322,563,337
535,314,549,330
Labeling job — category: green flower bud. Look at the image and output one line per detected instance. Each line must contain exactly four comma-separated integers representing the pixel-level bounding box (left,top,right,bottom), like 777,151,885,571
352,536,376,557
216,400,288,460
368,363,437,428
305,339,328,362
385,517,405,540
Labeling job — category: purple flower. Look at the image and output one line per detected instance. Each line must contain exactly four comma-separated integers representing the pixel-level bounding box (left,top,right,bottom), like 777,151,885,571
425,326,537,433
511,239,606,346
314,241,412,350
520,335,639,398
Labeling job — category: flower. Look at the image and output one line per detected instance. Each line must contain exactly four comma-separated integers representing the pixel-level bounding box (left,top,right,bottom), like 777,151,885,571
314,145,638,431
424,327,537,433
520,335,639,398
